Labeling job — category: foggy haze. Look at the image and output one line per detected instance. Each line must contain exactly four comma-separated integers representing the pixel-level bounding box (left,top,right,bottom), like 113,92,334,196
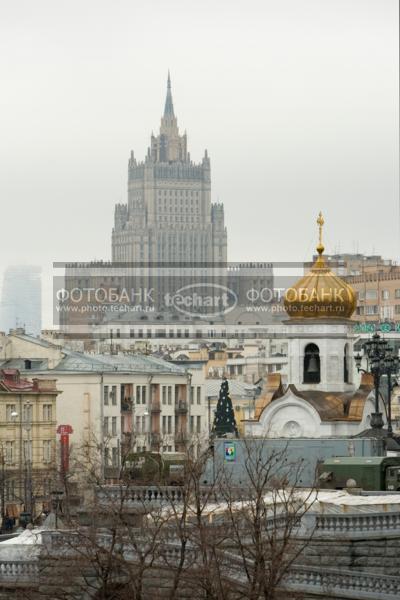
0,0,398,326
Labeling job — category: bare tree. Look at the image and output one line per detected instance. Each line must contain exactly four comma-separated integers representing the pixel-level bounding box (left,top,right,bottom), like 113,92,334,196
34,437,315,600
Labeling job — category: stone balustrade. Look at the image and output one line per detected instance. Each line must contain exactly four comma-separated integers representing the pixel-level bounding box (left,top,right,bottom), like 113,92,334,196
284,565,400,599
313,512,400,538
0,533,399,599
0,560,38,582
96,485,186,506
95,486,400,541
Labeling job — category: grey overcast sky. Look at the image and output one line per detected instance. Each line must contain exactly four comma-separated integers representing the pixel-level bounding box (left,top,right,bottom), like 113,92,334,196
0,0,398,324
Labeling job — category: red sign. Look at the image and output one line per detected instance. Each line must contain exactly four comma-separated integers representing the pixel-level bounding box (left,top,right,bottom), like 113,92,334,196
57,425,73,473
57,424,73,435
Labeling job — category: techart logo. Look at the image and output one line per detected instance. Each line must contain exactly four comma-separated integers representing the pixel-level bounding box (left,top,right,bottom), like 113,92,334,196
165,283,238,318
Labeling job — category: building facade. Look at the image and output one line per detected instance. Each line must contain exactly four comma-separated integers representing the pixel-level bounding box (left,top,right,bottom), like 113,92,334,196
0,368,59,518
347,267,400,325
0,266,41,337
0,331,210,479
112,74,227,284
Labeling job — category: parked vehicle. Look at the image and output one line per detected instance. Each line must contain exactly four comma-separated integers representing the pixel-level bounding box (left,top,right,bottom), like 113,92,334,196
318,456,400,491
128,451,186,485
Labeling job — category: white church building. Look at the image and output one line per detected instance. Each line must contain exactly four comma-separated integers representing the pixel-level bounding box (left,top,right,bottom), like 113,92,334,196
244,214,384,439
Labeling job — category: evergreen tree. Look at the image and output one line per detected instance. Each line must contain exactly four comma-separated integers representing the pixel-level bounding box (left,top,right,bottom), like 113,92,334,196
212,378,238,438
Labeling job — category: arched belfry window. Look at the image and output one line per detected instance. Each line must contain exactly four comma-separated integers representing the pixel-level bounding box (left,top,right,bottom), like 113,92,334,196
303,343,321,384
344,343,349,383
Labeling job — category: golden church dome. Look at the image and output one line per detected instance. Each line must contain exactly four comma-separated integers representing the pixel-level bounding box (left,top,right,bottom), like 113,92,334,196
284,212,356,319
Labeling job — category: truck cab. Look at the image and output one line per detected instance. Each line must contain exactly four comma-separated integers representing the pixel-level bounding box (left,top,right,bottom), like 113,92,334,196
385,465,400,491
318,456,400,491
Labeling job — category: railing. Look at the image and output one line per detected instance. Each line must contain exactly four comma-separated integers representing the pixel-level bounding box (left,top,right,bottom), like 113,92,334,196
0,560,39,582
0,533,399,599
284,565,400,599
94,487,400,538
96,485,186,506
313,512,400,538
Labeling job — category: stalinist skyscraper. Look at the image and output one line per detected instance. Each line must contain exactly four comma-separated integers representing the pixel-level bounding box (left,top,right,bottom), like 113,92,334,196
112,73,227,266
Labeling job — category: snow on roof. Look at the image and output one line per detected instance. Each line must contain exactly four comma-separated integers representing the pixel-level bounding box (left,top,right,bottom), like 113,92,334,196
147,488,400,522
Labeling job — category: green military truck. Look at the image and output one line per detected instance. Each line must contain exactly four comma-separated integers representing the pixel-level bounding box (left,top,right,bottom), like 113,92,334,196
318,456,400,491
128,451,186,485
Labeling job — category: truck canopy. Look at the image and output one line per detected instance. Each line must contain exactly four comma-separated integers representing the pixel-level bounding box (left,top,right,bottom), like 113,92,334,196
322,457,400,468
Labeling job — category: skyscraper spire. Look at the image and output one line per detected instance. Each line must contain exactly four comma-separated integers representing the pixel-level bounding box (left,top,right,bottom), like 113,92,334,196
164,70,175,118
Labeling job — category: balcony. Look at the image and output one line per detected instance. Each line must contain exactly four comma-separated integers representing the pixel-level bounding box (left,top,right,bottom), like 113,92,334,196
175,401,188,414
174,431,187,445
121,399,133,413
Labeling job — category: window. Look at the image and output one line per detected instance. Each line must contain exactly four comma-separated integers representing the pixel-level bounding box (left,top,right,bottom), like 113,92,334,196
167,386,172,405
366,289,378,300
303,343,320,384
197,387,201,405
104,447,110,466
343,344,349,384
395,305,400,314
111,386,117,405
395,289,400,299
357,290,365,301
5,479,15,501
365,305,378,315
197,416,201,433
5,441,14,464
136,416,141,433
380,305,394,319
103,417,109,435
190,416,194,433
43,404,52,421
381,289,390,300
162,386,166,405
167,416,172,434
162,416,167,434
104,385,109,405
112,416,117,436
23,404,32,423
6,404,16,421
142,415,146,432
112,447,118,467
23,440,32,462
135,386,147,405
43,440,51,463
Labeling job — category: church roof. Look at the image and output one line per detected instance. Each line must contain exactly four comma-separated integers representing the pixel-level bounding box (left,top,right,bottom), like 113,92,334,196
284,213,356,320
251,373,374,424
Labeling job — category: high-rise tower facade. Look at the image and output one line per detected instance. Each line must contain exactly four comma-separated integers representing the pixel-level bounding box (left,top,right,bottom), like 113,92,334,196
112,74,227,265
0,266,42,336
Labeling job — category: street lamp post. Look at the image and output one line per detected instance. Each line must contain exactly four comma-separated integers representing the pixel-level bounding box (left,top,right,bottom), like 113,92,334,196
355,333,399,435
51,490,63,529
384,351,399,437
